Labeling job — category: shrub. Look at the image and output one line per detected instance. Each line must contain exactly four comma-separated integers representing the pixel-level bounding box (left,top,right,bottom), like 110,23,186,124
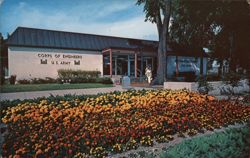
30,77,57,84
9,75,16,85
222,72,242,87
0,68,4,85
176,71,196,82
246,71,250,87
96,77,113,84
220,72,244,96
30,78,41,84
44,77,57,83
206,74,221,81
16,77,57,84
57,69,112,84
58,69,100,80
18,79,30,84
197,76,213,94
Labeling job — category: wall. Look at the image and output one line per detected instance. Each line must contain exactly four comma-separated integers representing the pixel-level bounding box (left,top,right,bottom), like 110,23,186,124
8,46,103,80
207,80,249,96
164,82,198,91
164,79,249,96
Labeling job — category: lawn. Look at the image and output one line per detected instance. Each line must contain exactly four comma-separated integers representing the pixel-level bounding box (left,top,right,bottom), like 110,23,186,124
1,89,250,157
0,83,113,93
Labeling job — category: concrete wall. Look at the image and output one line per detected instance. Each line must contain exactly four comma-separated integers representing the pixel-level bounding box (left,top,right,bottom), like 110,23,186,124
164,79,249,96
164,82,198,91
207,80,249,96
8,46,103,80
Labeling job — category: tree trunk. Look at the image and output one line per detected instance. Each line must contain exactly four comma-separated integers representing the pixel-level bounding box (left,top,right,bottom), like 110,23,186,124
153,0,172,85
218,60,222,77
156,34,166,84
200,51,204,76
229,32,236,72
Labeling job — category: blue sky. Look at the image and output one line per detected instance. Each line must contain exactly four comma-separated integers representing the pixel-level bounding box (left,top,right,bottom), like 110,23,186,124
0,0,158,40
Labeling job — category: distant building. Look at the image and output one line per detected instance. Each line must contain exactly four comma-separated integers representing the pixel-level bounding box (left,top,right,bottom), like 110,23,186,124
3,27,208,81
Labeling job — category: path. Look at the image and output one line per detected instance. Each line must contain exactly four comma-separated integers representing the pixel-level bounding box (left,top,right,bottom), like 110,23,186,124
0,85,152,101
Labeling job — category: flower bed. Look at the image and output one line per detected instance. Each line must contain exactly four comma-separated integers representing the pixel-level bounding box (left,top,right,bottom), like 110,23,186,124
2,89,250,157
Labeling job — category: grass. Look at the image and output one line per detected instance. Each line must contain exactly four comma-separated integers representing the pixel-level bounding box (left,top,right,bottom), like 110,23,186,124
0,83,113,93
159,123,250,158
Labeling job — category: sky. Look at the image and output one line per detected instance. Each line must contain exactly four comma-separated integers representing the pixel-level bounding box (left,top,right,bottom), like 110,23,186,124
0,0,158,40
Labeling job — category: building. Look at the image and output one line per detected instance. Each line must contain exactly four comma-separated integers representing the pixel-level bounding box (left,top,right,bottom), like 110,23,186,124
2,27,208,82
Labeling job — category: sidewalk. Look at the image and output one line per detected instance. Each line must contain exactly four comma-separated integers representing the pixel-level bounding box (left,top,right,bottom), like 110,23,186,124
0,85,151,101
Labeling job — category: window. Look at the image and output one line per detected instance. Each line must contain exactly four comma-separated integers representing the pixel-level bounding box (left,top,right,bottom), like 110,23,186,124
103,54,110,75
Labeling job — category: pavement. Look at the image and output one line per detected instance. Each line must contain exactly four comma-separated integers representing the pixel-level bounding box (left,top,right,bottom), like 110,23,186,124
0,85,152,101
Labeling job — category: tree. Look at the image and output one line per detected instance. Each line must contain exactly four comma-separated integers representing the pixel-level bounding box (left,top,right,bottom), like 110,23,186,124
170,0,250,73
170,0,217,48
212,0,250,71
137,0,172,84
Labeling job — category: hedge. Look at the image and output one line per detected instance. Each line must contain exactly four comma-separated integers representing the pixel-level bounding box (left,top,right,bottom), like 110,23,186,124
57,69,101,79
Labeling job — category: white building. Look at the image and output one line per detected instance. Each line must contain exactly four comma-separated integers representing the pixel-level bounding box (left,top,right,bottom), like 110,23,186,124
2,27,208,81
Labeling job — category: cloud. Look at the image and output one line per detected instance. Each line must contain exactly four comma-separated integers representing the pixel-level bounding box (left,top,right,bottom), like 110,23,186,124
1,1,158,40
33,14,158,40
87,1,134,19
0,0,4,6
104,16,158,40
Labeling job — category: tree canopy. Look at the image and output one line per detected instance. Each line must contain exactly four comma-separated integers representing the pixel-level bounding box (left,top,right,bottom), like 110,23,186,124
137,0,250,81
170,0,250,70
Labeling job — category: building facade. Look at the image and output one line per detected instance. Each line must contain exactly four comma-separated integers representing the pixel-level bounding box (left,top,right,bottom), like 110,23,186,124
8,47,103,79
3,27,208,81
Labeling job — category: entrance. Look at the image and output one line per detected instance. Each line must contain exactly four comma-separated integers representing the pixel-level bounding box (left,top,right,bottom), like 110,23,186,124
102,49,156,79
111,55,135,76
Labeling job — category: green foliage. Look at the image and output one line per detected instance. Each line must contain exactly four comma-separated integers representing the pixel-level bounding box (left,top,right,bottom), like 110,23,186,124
96,77,113,84
58,69,100,80
246,71,250,87
57,69,113,84
170,0,250,70
0,67,4,85
30,77,58,84
17,77,58,84
197,76,213,94
160,124,250,158
136,0,162,23
9,75,16,84
17,79,31,84
206,74,221,81
8,72,112,85
170,0,217,47
222,72,242,87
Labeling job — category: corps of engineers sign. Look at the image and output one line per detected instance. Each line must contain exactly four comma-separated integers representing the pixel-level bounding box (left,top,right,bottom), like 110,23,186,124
38,53,83,65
